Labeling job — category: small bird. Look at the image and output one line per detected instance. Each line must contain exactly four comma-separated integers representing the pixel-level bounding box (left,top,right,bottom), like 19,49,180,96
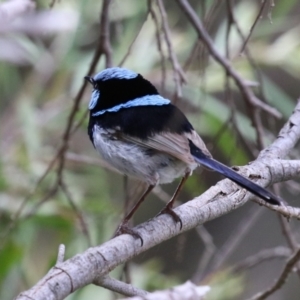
85,67,281,243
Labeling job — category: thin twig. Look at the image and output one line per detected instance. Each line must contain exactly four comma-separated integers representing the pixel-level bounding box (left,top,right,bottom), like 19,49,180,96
277,207,300,279
225,0,268,150
231,246,291,273
208,205,264,275
278,215,299,251
94,276,148,297
253,108,266,149
118,14,149,67
183,39,201,71
226,0,266,101
56,0,113,183
2,147,62,240
70,109,89,135
192,225,216,283
121,176,132,284
3,0,114,245
175,0,281,119
249,247,300,300
59,181,92,246
0,185,58,250
157,0,186,99
240,0,268,54
56,244,66,264
23,185,59,219
148,0,167,92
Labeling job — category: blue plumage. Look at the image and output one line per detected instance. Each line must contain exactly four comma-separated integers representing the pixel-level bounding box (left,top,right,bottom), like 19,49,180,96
84,67,282,244
88,68,169,116
89,90,100,110
93,67,138,82
91,94,170,116
85,67,160,117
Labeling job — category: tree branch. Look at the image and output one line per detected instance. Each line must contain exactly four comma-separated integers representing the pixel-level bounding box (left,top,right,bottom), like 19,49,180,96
121,281,210,300
157,0,186,98
15,90,300,299
175,0,281,119
16,141,300,299
94,276,148,297
231,246,291,273
248,247,300,300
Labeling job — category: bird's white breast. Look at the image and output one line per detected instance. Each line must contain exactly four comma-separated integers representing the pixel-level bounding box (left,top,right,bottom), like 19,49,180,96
92,125,196,185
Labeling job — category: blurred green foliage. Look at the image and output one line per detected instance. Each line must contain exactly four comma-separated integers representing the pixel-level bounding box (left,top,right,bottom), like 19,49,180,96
0,0,300,299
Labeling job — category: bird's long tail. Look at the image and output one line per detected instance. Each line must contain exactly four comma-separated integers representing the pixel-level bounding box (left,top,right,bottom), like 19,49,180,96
189,140,282,206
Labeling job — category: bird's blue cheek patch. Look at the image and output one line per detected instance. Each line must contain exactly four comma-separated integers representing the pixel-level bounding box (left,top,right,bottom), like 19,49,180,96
89,90,100,110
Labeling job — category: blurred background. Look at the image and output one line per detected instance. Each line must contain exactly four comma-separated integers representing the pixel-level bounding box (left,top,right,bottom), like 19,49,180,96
0,0,300,299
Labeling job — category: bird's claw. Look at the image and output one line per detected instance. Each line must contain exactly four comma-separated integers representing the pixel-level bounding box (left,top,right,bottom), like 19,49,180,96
157,205,183,229
114,223,144,246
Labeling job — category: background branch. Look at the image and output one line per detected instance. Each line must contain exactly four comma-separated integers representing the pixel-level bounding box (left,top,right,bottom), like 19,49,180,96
2,1,300,299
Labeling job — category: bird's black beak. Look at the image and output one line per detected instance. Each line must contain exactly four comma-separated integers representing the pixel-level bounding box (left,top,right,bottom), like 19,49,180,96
84,76,94,85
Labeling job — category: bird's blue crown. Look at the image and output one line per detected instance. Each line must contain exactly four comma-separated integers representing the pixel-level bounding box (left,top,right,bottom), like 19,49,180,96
93,67,138,81
87,67,170,116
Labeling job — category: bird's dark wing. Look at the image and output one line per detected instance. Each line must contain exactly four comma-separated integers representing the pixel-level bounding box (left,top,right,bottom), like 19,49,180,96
90,104,194,139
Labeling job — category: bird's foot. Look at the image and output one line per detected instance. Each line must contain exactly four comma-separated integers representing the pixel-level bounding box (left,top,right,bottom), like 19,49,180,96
114,222,144,246
157,205,183,229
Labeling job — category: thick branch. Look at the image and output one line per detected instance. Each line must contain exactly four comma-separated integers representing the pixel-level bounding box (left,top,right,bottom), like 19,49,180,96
15,158,300,300
259,100,300,159
16,94,300,299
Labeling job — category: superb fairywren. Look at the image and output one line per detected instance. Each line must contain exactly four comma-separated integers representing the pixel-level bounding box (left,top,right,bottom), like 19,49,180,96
85,67,281,243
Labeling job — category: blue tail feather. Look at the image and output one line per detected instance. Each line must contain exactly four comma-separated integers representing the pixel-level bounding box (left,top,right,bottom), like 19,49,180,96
189,140,282,206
